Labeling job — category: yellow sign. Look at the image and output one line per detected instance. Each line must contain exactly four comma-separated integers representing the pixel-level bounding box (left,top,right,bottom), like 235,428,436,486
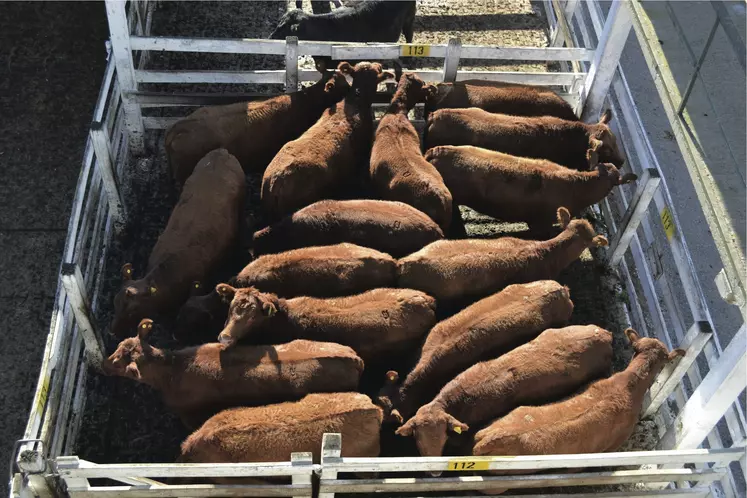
660,207,676,241
401,44,431,57
446,459,491,471
35,376,50,414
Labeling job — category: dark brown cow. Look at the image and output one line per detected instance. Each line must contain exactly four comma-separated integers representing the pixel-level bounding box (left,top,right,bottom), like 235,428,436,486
425,108,624,170
215,286,436,363
379,280,574,422
426,80,578,121
180,393,382,465
426,144,637,229
396,325,613,460
111,149,245,337
236,243,397,297
165,72,349,184
370,73,452,231
262,62,394,219
472,330,685,478
397,207,607,303
252,199,444,257
174,282,228,343
104,319,363,427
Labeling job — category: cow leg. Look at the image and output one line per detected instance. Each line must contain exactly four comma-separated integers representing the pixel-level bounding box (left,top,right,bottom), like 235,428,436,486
402,7,416,43
447,206,468,239
310,0,332,14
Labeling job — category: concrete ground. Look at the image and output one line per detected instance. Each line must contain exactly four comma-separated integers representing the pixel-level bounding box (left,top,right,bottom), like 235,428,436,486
0,2,108,496
620,2,745,356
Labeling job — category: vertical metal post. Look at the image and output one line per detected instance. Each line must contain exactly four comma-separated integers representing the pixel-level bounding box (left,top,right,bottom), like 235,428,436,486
643,321,713,418
285,36,299,92
442,38,462,83
105,0,145,154
608,168,661,266
580,0,632,122
659,325,747,450
291,452,314,498
318,433,342,498
60,264,105,370
90,121,126,229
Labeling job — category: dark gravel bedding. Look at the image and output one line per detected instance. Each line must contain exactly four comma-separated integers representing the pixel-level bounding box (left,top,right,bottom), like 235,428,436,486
73,1,650,493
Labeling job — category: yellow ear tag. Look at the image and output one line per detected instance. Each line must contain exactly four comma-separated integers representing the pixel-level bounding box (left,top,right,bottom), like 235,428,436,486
453,426,462,434
194,283,200,289
268,307,276,317
149,286,157,295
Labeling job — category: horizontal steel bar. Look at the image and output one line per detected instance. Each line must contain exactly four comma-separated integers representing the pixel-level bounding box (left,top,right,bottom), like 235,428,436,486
129,35,594,61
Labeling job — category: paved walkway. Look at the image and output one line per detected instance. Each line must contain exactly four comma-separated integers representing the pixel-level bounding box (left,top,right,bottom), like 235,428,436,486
0,3,107,495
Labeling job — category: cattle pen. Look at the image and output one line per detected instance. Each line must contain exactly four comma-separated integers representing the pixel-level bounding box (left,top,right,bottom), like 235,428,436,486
9,1,746,498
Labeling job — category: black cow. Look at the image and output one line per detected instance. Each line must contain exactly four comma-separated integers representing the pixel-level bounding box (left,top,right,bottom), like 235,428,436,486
271,1,416,73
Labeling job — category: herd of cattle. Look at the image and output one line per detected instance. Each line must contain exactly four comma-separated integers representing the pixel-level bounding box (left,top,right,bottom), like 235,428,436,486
100,3,685,486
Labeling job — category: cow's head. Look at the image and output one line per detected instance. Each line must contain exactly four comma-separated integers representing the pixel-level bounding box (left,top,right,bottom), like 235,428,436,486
395,404,469,466
589,109,625,168
375,371,404,424
321,71,351,103
588,144,637,186
557,207,608,248
338,61,395,101
111,263,160,338
625,328,686,377
269,9,308,39
394,73,438,108
103,318,155,380
216,285,279,346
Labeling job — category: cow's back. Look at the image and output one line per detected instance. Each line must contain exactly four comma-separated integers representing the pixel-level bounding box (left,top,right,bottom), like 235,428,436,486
149,149,245,282
180,393,383,464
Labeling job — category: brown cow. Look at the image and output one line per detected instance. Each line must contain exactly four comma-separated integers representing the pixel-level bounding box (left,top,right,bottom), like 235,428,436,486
104,319,364,427
426,144,637,229
370,73,453,231
396,325,613,460
111,149,245,337
397,207,607,303
426,80,578,121
380,280,574,422
180,393,382,465
472,330,685,466
262,62,395,219
215,286,436,363
165,72,349,184
236,243,397,298
252,199,444,257
174,283,228,343
425,108,624,170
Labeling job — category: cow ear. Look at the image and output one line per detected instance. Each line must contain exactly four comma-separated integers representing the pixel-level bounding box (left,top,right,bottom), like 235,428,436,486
619,173,638,185
137,319,154,341
216,284,236,300
385,370,399,384
592,235,608,247
395,420,414,437
625,328,641,345
121,263,134,281
600,109,612,124
125,286,138,297
448,416,469,434
125,363,141,380
337,62,354,75
262,301,277,317
557,207,571,228
668,349,686,361
378,70,396,83
324,79,336,92
424,84,438,100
